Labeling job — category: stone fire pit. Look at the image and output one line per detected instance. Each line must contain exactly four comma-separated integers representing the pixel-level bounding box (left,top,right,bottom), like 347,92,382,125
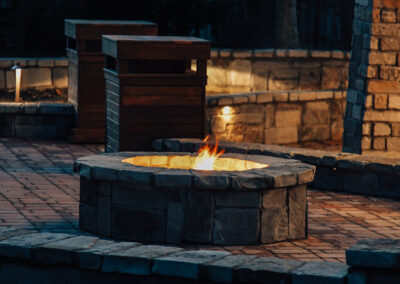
75,152,315,245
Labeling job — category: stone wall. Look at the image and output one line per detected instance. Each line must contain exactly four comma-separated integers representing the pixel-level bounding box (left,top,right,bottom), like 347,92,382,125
0,230,349,283
1,218,399,283
207,90,346,145
0,103,74,138
0,51,349,96
344,0,400,154
347,239,400,283
207,49,350,94
0,58,68,91
159,138,400,199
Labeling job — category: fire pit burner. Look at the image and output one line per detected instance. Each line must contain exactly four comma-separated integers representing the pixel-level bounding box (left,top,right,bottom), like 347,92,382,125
75,152,315,245
123,155,268,171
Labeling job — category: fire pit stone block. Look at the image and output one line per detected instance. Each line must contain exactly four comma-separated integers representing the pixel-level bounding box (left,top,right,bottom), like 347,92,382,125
75,152,315,245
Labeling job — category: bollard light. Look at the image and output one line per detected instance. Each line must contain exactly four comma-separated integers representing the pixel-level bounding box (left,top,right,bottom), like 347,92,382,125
11,63,22,102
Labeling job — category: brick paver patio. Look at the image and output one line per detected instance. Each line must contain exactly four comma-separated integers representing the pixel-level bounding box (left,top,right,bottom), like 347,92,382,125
0,138,399,264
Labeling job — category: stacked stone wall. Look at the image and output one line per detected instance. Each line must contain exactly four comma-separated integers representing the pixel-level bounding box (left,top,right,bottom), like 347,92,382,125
207,49,350,94
0,58,68,92
0,51,349,97
344,0,400,154
207,90,346,145
0,103,74,138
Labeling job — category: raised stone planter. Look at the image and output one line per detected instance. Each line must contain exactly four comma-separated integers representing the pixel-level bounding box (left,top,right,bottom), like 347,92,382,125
75,152,315,245
0,102,74,138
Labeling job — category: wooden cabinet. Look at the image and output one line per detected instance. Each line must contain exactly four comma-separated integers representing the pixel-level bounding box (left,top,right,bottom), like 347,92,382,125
65,20,158,143
102,35,210,152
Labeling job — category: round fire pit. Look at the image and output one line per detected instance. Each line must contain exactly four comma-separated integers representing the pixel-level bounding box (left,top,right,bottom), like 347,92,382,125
75,152,315,245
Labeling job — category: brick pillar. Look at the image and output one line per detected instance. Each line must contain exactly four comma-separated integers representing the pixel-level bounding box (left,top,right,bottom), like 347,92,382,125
344,0,400,154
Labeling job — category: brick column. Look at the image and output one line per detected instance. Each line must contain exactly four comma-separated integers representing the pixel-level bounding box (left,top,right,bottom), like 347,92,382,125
344,0,400,154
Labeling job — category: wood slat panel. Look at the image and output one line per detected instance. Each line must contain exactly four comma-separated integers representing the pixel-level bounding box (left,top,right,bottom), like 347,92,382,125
118,74,207,86
121,124,203,134
119,132,201,151
122,96,202,106
71,128,105,143
78,120,105,129
121,86,202,97
66,19,156,144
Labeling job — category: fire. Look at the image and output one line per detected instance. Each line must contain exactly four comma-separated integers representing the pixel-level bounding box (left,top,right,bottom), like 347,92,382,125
122,137,269,171
193,136,225,171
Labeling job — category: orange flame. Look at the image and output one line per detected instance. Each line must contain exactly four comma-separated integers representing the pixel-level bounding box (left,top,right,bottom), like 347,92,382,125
193,136,225,171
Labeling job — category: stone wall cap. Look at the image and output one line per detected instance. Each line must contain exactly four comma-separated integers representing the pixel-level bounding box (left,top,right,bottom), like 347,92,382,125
346,239,400,269
75,151,315,189
0,229,353,282
238,257,304,282
155,138,400,179
0,102,74,115
209,48,349,60
0,103,24,113
206,90,346,106
292,261,348,282
205,254,257,283
34,235,100,265
0,232,73,260
102,245,183,275
153,250,230,279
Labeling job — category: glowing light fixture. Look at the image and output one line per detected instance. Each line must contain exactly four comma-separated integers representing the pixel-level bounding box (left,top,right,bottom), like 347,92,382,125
11,63,22,102
222,106,232,115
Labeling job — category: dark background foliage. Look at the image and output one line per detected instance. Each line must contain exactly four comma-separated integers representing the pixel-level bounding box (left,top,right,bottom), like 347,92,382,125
0,0,354,57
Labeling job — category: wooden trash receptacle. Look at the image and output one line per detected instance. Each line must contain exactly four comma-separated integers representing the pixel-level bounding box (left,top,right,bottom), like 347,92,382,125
65,20,158,143
102,35,211,152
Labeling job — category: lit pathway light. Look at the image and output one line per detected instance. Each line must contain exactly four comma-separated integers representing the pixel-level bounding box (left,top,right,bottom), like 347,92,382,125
11,63,22,102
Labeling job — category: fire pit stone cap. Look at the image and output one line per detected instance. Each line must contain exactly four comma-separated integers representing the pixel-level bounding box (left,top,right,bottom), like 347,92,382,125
75,152,315,190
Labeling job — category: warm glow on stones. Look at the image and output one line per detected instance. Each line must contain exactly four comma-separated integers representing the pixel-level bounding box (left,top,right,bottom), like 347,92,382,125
123,155,268,171
222,106,232,115
123,136,268,171
221,106,235,123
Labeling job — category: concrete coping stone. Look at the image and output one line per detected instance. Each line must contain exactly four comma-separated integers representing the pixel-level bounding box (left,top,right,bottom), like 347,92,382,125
346,239,400,269
0,231,73,260
237,257,304,283
292,261,348,283
153,138,400,177
0,57,67,68
0,50,349,65
102,245,183,276
74,151,315,189
207,90,347,106
0,230,351,283
210,48,350,59
153,250,231,279
0,102,74,115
